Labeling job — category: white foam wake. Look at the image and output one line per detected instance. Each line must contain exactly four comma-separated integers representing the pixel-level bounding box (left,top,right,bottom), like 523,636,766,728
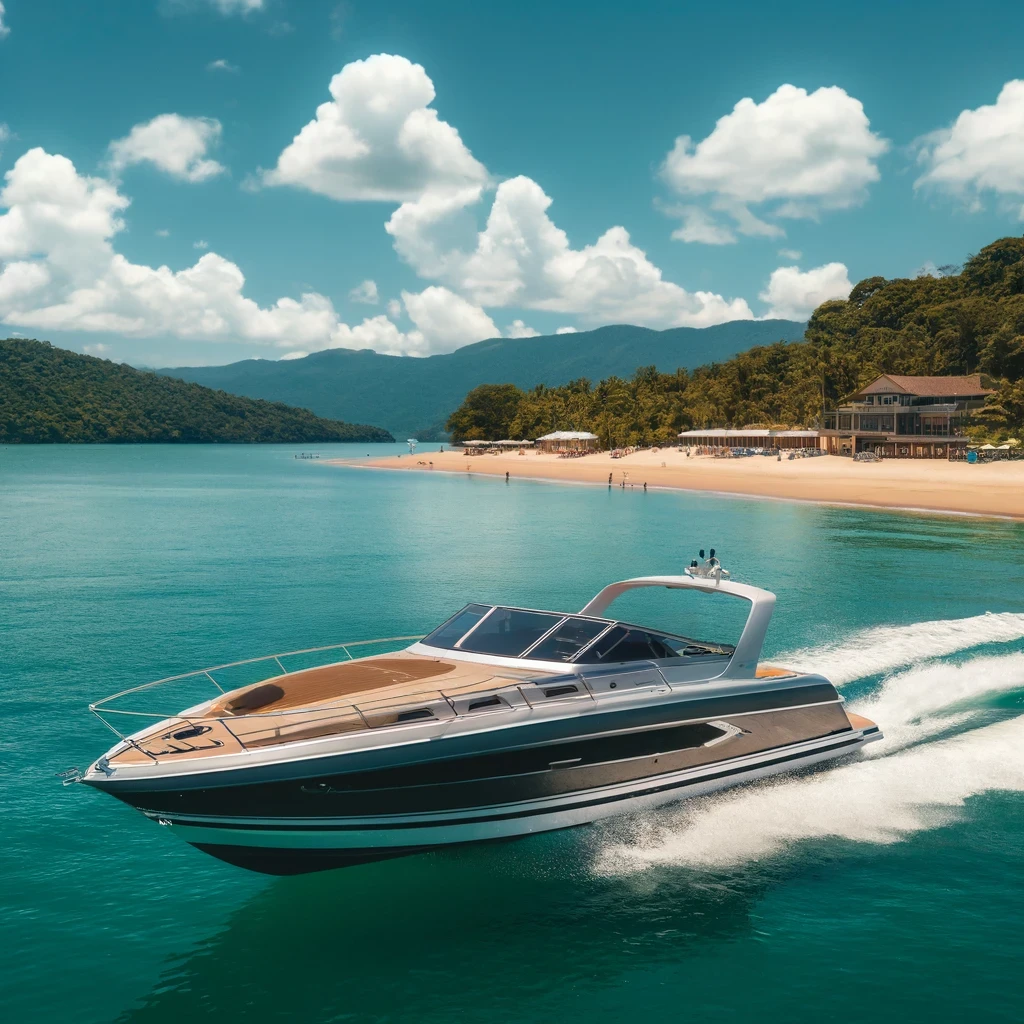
593,652,1024,875
859,651,1024,753
779,611,1024,685
595,716,1024,874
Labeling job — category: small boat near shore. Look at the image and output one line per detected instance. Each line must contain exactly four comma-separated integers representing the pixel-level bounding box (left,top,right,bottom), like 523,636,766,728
74,559,881,875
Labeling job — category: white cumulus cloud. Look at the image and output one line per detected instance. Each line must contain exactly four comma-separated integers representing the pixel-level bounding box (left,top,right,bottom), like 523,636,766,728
505,319,539,338
759,262,852,320
203,0,264,13
555,326,578,334
914,80,1024,216
0,2,9,39
261,54,488,202
387,175,753,328
661,84,888,243
258,52,752,332
349,279,379,304
0,147,465,358
400,286,498,357
108,114,226,183
207,58,239,73
667,205,737,245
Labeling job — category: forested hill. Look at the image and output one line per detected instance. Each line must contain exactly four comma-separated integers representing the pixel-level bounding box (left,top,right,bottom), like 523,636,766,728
0,339,394,444
446,236,1024,446
160,320,806,438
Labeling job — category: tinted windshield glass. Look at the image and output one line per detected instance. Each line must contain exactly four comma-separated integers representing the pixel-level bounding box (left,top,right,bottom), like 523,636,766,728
458,608,563,657
574,626,683,664
527,617,610,662
421,604,490,649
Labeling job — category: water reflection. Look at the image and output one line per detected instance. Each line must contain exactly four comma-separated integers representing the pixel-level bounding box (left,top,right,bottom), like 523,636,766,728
118,832,765,1024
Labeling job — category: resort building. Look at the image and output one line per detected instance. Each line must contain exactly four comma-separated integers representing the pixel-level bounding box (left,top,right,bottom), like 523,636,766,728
820,374,994,458
535,431,600,453
677,428,821,450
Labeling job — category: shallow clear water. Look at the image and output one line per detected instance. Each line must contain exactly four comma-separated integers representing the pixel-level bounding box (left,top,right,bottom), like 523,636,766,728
2,444,1023,1023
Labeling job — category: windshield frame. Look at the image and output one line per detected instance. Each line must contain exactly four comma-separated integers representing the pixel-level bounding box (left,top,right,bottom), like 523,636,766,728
416,603,733,664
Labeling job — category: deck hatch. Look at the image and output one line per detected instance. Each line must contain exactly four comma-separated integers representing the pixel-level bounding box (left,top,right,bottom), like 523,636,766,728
518,679,594,707
467,695,503,712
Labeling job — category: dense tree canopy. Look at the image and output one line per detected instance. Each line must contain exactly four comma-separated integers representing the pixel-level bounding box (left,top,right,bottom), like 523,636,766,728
0,339,394,444
444,384,526,442
446,236,1024,445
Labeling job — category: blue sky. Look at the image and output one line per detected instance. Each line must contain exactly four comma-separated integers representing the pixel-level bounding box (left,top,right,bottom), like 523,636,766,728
1,0,1024,366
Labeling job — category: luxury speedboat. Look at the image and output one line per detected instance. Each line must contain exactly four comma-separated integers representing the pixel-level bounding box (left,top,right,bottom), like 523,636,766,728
75,563,881,874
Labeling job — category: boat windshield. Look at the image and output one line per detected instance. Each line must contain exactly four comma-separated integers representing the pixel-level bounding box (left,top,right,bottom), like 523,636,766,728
420,605,732,663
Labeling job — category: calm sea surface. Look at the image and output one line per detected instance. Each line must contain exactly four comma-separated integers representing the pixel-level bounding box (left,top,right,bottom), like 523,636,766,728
3,444,1024,1023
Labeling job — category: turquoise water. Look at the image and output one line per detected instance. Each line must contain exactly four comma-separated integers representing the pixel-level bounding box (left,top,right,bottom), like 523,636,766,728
3,444,1024,1023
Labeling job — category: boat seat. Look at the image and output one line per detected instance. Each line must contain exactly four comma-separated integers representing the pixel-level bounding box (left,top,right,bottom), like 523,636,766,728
220,683,286,714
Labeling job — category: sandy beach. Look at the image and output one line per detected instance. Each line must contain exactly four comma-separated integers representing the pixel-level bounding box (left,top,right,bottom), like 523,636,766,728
331,448,1024,519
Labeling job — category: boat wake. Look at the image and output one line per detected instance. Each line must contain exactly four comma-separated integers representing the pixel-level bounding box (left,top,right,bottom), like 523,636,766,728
778,610,1024,685
593,641,1024,875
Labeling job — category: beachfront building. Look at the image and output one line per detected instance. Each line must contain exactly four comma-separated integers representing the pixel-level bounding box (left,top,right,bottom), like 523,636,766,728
535,430,600,453
677,428,821,450
820,374,994,458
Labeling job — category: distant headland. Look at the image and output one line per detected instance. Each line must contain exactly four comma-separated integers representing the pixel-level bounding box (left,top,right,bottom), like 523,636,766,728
0,339,394,444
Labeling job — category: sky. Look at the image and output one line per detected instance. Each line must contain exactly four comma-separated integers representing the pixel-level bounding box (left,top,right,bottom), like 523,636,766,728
2,0,1024,367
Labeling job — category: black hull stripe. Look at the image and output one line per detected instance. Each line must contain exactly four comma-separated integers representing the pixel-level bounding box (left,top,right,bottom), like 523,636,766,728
168,736,864,833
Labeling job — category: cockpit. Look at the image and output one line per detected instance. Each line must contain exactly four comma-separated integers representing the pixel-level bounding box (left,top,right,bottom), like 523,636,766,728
419,604,735,665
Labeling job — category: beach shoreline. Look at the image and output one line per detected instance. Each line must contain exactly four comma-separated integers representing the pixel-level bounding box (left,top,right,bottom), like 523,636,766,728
326,449,1024,520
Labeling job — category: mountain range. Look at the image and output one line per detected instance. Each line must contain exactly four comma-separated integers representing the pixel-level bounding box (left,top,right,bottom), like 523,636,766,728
159,320,806,438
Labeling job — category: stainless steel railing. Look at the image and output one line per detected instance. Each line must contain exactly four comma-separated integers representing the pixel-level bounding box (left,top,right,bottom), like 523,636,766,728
89,635,428,757
87,636,595,763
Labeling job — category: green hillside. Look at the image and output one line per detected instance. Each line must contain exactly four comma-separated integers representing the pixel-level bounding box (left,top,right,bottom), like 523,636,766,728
0,339,394,444
159,320,806,438
446,236,1024,446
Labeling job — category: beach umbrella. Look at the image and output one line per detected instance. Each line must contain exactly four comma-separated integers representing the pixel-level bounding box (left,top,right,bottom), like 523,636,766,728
980,443,997,450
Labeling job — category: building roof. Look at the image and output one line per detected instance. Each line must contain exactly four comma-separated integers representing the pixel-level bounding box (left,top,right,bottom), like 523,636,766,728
536,431,599,440
678,429,819,438
856,374,994,397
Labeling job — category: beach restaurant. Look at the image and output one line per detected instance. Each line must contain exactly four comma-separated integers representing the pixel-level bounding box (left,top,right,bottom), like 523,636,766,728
677,428,821,450
820,374,994,458
535,431,600,453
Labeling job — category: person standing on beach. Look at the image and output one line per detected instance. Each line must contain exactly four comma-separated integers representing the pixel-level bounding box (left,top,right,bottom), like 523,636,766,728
608,472,613,487
505,471,509,482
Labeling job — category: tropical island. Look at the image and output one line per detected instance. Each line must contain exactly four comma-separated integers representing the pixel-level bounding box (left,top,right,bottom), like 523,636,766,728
445,237,1024,447
346,236,1024,519
0,339,394,444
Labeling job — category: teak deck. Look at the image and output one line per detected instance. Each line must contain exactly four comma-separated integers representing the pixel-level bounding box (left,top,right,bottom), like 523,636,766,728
106,652,551,766
104,653,838,769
